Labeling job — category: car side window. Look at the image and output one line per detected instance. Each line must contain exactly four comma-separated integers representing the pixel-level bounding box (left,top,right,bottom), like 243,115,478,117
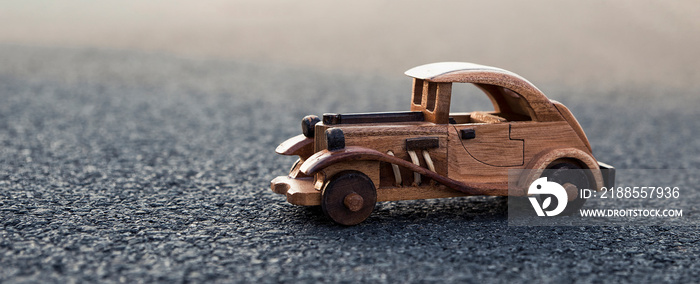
449,83,498,124
449,84,533,124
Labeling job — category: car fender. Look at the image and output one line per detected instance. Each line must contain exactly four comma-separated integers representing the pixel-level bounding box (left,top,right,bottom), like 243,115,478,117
516,147,604,195
275,134,315,159
300,146,495,196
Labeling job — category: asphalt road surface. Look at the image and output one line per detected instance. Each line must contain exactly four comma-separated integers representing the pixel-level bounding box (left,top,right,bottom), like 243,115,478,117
1,45,699,283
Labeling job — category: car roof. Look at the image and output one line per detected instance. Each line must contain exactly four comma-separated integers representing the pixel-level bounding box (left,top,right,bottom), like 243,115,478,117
404,62,539,93
405,62,561,122
405,62,510,80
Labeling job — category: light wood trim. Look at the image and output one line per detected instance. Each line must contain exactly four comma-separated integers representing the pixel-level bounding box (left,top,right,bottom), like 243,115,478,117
470,111,507,124
407,150,422,185
422,151,435,172
386,151,402,186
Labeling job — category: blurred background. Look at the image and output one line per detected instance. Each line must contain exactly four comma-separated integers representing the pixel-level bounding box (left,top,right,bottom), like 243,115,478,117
2,0,699,89
2,1,699,282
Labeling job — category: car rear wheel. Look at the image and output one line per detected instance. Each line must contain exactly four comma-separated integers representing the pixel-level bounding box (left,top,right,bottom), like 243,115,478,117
321,171,377,225
538,160,592,215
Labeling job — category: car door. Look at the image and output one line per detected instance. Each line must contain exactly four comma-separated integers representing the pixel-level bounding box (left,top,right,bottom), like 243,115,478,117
452,123,524,167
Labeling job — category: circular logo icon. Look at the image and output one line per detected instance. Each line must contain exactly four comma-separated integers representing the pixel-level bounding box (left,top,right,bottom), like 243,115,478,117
527,177,568,216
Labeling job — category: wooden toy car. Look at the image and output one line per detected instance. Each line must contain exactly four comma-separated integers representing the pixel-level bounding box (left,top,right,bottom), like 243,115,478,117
271,62,614,225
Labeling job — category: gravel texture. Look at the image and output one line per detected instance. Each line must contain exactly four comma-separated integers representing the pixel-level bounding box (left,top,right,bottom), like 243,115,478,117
1,45,699,283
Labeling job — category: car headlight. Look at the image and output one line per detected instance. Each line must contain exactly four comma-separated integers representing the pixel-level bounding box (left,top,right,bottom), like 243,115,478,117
325,128,345,151
301,115,320,138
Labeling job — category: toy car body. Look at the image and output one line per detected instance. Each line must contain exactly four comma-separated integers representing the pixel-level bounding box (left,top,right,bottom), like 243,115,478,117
271,62,614,225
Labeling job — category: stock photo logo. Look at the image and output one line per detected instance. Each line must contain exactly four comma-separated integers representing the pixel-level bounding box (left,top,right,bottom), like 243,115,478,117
527,177,568,217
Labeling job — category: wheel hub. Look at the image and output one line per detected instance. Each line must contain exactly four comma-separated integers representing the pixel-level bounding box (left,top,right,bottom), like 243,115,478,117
563,182,578,201
343,192,364,212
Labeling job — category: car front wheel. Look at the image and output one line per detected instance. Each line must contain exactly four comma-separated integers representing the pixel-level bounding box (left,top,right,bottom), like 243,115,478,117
321,170,377,225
